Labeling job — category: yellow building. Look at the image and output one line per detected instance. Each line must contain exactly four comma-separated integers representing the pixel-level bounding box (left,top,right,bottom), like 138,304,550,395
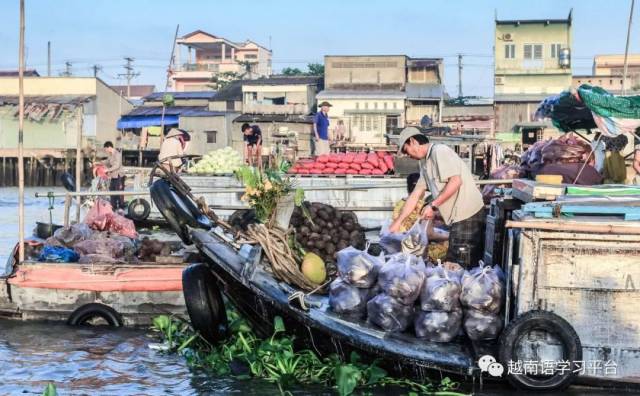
0,77,133,155
572,54,640,93
494,11,573,132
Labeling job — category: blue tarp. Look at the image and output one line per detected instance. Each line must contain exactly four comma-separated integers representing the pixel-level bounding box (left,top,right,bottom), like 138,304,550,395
117,115,179,129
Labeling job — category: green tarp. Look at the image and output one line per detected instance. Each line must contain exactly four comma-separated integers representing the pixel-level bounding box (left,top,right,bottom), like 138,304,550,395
577,84,640,119
566,185,640,196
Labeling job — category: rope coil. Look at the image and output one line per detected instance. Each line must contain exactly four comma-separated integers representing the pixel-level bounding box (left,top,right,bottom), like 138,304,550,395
244,223,325,292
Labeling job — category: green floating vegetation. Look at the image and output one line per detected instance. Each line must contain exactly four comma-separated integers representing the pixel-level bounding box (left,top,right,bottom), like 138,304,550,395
42,383,57,396
151,310,467,396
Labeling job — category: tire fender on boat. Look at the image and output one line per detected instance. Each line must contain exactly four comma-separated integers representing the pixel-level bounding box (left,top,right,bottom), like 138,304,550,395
499,310,582,391
67,303,123,327
150,179,212,245
182,263,228,344
127,198,151,221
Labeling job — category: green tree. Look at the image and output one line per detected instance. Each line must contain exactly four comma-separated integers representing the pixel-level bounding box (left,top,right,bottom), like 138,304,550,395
306,63,324,76
282,67,304,76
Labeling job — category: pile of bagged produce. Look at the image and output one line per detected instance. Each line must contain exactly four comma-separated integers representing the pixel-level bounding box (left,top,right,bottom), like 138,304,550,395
328,222,506,343
36,199,176,264
289,152,394,176
290,202,366,264
187,147,244,175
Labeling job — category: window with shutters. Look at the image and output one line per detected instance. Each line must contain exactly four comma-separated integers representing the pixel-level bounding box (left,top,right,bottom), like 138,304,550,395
504,44,515,59
533,44,543,60
551,43,562,58
524,44,532,60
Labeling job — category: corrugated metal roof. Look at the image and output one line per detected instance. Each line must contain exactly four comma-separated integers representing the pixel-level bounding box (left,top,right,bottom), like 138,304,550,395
405,83,444,99
0,69,40,77
0,95,94,105
123,106,225,117
317,90,406,99
143,91,217,101
234,113,314,124
442,105,495,118
407,58,442,68
494,94,549,102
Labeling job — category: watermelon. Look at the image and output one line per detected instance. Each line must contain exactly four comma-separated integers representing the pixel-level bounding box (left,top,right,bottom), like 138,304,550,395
384,155,394,170
354,153,367,164
366,153,379,167
361,162,374,170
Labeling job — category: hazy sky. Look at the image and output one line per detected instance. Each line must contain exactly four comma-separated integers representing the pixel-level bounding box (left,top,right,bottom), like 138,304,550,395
0,0,637,97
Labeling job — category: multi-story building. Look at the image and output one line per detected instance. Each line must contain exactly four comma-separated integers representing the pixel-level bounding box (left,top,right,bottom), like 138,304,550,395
494,11,573,132
317,55,444,146
169,30,272,92
572,54,640,93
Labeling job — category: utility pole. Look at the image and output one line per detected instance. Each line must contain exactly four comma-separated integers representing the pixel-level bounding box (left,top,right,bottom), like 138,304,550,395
92,64,102,77
60,61,72,77
47,41,51,76
457,54,463,98
622,0,635,95
118,57,140,99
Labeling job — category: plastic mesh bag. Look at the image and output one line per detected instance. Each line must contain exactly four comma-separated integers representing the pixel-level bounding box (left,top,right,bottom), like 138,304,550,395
52,223,92,247
366,293,414,332
73,238,125,258
460,262,504,314
39,246,79,263
377,253,426,305
108,213,138,239
379,220,429,255
336,246,383,288
420,262,464,312
329,278,370,316
84,199,113,231
463,308,503,341
414,309,462,342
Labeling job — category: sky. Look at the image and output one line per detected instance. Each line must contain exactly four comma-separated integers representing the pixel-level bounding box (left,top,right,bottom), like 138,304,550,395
0,0,637,97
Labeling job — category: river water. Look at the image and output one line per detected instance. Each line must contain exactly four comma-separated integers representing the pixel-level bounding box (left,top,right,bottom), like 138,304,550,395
0,188,634,395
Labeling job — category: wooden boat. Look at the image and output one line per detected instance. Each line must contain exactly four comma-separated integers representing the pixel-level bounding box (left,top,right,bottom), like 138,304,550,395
0,241,187,326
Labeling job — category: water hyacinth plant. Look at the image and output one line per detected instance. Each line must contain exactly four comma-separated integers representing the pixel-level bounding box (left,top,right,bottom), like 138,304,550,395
151,309,465,396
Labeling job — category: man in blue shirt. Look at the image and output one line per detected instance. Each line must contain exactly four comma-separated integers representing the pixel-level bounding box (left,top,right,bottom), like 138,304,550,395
313,101,331,155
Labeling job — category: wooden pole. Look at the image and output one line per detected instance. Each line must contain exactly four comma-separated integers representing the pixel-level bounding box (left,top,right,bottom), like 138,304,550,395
63,193,71,228
622,0,635,95
160,24,180,144
17,0,25,263
75,105,83,223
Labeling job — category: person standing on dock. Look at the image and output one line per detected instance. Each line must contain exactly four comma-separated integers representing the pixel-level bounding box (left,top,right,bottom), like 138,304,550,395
241,123,262,168
314,101,332,155
389,127,485,268
102,141,125,211
159,128,190,171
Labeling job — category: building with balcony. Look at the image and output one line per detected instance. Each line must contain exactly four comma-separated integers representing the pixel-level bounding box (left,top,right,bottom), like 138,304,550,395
169,30,272,92
317,55,445,146
494,11,573,132
231,76,323,157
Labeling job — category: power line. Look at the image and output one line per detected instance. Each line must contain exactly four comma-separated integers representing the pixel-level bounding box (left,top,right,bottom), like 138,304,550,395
59,61,72,77
117,57,140,98
92,64,102,77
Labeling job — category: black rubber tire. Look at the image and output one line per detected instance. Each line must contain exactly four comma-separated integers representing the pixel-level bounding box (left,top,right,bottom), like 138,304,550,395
150,179,212,244
182,263,228,344
67,303,123,327
60,172,76,192
127,198,151,221
499,310,582,391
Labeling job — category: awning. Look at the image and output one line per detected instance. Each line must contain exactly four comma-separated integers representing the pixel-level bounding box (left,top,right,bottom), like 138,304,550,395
117,115,179,129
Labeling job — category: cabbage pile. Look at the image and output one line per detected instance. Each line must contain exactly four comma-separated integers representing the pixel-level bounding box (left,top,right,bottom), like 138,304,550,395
188,147,243,175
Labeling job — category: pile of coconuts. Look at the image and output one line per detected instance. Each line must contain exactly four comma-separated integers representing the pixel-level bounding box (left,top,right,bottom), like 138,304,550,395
290,202,366,264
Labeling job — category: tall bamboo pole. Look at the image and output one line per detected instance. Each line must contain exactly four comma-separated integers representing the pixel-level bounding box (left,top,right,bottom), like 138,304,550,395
622,0,635,95
17,0,26,263
160,24,180,143
75,105,83,223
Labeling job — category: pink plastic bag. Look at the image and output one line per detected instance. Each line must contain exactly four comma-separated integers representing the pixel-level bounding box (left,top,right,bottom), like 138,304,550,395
84,199,113,231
